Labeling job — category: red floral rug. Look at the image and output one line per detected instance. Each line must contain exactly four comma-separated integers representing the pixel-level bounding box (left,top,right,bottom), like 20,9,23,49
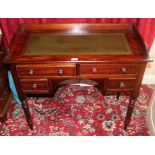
0,85,153,136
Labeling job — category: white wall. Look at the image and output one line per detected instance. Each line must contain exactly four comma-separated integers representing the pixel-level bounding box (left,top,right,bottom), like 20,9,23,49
143,39,155,84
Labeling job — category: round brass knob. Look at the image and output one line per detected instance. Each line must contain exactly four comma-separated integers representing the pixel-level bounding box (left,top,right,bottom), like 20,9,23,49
121,67,127,74
29,69,34,75
119,82,125,89
32,83,37,89
92,67,97,74
58,69,64,75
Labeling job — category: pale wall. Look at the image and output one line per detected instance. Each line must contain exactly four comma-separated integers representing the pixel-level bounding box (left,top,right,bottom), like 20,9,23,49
143,39,155,84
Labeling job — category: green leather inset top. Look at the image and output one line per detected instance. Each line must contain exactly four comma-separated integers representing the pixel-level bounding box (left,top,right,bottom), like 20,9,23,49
24,33,132,55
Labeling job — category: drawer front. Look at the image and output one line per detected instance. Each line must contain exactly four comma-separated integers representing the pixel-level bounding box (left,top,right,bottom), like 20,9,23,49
20,79,49,93
0,69,8,92
108,78,136,90
16,64,76,77
80,64,138,75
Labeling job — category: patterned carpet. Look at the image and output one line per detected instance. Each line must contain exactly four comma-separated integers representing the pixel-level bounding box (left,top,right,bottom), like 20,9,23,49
0,85,153,136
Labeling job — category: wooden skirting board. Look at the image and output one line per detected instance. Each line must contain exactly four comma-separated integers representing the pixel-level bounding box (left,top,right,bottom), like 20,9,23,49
0,93,13,118
147,89,155,135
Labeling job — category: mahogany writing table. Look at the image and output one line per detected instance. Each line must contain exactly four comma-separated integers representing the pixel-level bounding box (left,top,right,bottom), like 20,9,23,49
4,24,151,130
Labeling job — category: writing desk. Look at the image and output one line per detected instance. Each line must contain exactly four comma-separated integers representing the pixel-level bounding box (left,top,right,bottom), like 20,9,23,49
4,24,151,130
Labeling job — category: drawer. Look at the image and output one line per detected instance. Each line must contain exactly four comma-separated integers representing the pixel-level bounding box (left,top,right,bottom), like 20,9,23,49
20,79,49,93
80,64,138,75
108,78,136,90
0,69,8,92
16,64,76,77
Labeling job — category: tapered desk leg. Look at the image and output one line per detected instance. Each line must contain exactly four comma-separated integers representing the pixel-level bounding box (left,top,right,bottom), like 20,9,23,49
116,92,121,100
10,65,33,130
124,93,136,130
22,100,33,130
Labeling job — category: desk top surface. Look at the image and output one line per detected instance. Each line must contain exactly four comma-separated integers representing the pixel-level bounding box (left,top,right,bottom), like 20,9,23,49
5,24,150,63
